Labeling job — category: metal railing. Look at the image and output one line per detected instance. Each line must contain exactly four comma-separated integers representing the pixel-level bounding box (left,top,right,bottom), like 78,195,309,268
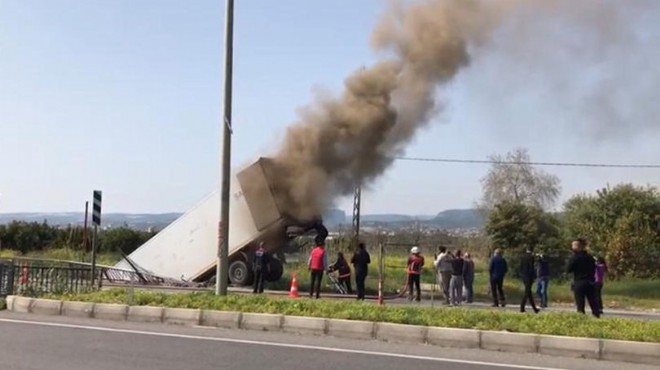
0,257,200,298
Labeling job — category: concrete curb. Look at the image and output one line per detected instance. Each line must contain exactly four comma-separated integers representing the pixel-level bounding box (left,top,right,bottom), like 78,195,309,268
601,339,660,364
12,296,33,313
164,308,201,326
61,301,95,318
241,313,283,331
93,303,128,321
282,316,327,336
30,299,62,316
200,310,241,329
376,322,427,344
5,297,660,366
427,327,481,348
481,331,539,353
127,306,164,323
327,319,375,340
539,335,600,359
5,296,16,311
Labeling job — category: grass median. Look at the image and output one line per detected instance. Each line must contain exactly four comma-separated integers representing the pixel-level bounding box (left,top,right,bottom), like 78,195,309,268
46,288,660,343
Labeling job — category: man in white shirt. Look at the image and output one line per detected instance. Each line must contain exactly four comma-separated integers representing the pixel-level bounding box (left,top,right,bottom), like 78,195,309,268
434,246,454,305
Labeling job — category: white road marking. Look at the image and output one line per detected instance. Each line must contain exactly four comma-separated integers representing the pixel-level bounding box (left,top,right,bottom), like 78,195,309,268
0,317,567,370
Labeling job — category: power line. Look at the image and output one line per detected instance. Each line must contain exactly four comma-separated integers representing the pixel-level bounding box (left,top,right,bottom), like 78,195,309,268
394,156,660,169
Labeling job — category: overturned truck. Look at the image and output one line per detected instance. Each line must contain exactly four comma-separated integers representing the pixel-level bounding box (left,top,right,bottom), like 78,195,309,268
116,158,327,286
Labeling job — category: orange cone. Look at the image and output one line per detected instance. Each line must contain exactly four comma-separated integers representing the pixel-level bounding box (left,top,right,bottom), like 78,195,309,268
289,273,299,298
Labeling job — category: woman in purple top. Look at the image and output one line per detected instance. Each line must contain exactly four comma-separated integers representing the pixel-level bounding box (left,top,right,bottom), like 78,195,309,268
594,257,608,315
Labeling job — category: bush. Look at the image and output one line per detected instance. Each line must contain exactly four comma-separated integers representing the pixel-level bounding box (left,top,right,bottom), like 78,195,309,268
47,289,660,343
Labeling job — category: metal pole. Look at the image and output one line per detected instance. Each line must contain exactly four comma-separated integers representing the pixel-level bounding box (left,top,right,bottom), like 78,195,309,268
378,242,384,306
216,0,234,296
91,225,98,287
82,201,89,262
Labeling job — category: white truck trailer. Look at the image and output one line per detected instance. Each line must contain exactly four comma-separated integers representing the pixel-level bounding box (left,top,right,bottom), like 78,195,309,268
115,158,327,286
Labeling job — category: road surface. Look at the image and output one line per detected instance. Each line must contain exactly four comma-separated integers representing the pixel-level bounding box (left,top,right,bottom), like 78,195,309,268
0,312,657,370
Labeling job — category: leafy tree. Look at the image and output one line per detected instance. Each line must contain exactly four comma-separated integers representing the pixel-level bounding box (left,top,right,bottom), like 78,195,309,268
486,201,568,277
480,148,561,211
563,184,660,278
99,227,155,255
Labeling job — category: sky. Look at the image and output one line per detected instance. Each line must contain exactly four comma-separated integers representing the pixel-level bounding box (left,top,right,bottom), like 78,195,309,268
1,0,659,216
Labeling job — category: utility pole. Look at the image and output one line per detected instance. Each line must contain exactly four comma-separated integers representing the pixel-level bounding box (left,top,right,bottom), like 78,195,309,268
216,0,234,296
351,183,361,248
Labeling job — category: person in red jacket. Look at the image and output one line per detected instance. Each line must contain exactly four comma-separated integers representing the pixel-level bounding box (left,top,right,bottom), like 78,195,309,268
308,240,328,299
407,246,425,302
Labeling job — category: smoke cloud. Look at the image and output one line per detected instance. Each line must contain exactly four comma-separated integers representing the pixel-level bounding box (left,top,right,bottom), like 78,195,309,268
265,0,490,221
266,0,659,221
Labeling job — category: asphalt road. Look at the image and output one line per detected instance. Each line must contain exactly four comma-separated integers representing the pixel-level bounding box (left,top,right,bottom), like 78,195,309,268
0,312,658,370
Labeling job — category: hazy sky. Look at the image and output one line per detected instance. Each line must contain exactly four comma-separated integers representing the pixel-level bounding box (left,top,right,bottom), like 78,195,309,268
1,0,659,215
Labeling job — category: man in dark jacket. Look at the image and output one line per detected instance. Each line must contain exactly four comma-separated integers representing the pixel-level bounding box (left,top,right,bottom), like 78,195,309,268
351,242,371,300
252,242,270,294
488,249,508,307
567,238,600,317
519,246,540,313
536,254,550,308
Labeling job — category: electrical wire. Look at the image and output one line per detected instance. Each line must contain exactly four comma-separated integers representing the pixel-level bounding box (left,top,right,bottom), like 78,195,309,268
393,156,660,169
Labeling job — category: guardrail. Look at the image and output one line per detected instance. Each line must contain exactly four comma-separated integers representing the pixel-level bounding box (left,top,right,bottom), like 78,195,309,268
0,258,199,298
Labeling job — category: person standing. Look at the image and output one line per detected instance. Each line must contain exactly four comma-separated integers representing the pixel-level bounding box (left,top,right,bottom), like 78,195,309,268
450,250,465,306
351,242,371,300
329,252,353,294
536,253,550,308
252,242,270,294
463,253,475,304
519,247,540,313
433,246,454,305
489,249,508,307
308,240,328,299
407,246,425,302
566,238,600,317
594,257,608,315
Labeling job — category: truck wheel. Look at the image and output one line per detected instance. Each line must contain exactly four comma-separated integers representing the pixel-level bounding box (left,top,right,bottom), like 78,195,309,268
265,258,283,282
229,259,253,286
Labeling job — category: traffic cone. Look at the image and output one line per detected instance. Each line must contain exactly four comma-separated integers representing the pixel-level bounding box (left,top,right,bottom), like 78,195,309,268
289,273,299,298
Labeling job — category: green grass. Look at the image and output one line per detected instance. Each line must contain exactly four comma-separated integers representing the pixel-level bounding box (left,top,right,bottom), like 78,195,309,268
277,255,660,310
47,289,660,343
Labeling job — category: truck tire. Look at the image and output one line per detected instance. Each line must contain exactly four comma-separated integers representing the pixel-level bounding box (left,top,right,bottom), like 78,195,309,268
229,259,253,286
265,258,283,282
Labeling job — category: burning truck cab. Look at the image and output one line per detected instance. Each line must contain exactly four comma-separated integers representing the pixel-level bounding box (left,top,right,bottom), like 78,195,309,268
115,157,328,286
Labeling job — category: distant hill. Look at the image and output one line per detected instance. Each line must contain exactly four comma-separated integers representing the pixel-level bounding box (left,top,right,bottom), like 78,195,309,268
0,213,181,230
427,209,485,229
0,208,484,230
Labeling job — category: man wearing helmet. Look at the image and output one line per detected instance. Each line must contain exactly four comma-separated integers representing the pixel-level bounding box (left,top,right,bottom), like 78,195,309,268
407,246,425,302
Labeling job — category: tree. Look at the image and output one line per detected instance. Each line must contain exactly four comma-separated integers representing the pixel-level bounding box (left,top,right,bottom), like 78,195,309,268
480,148,561,211
485,201,568,277
100,227,155,255
563,184,660,278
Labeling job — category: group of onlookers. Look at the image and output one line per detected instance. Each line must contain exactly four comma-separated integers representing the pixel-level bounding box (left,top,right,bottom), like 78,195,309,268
485,238,607,317
267,236,608,317
406,239,608,317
